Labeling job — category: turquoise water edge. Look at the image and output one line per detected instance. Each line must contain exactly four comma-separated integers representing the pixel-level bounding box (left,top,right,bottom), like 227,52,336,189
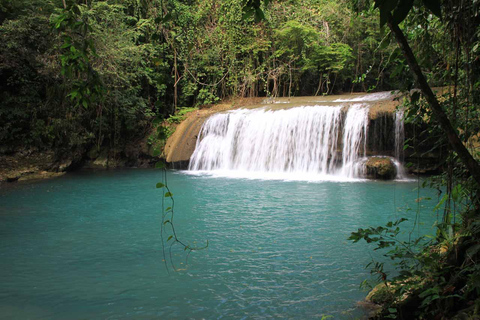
0,169,439,319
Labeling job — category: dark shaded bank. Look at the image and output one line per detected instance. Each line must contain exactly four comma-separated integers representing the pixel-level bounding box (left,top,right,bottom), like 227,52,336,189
0,144,161,183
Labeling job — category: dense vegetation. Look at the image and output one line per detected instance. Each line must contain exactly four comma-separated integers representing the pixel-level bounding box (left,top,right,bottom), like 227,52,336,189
1,0,417,157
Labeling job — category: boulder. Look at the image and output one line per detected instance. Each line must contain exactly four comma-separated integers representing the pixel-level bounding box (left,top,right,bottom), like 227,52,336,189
365,157,397,180
366,282,394,305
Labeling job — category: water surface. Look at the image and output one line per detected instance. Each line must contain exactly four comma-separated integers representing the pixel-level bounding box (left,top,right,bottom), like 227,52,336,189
0,169,439,319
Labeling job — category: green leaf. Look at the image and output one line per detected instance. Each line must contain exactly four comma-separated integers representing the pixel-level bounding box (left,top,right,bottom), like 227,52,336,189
156,182,165,188
153,149,161,157
165,192,173,197
54,15,66,29
164,220,170,225
167,235,173,241
166,207,172,212
68,91,78,100
433,194,448,211
452,184,463,203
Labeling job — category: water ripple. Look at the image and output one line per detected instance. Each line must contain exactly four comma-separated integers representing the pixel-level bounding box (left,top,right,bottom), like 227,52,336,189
0,169,438,319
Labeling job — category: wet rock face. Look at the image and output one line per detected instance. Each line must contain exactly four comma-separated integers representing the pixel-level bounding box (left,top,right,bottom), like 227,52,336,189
367,112,395,156
365,157,397,180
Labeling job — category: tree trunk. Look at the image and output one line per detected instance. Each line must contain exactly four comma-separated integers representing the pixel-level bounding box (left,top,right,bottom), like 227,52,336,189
387,13,480,186
315,73,323,96
288,66,292,97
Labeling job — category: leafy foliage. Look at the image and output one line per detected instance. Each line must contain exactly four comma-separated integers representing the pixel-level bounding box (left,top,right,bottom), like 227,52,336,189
0,0,409,156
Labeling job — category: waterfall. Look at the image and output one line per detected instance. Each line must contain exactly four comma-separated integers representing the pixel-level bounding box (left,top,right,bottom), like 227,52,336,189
394,109,405,160
394,109,407,179
189,104,375,179
183,91,410,180
189,106,343,174
340,104,369,177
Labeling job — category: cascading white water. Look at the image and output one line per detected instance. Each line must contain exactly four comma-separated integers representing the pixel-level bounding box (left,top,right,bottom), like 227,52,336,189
185,90,413,180
189,106,343,174
340,104,369,177
394,109,407,179
394,109,405,160
189,104,375,179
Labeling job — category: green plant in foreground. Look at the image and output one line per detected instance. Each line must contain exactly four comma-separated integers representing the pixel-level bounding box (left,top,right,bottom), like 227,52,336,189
155,160,208,273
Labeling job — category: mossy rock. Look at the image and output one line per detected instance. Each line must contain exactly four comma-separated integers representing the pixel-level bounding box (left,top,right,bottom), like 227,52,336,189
366,283,395,305
365,157,397,180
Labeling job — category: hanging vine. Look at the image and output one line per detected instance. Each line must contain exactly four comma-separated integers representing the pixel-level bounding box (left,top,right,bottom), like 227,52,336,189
155,160,208,273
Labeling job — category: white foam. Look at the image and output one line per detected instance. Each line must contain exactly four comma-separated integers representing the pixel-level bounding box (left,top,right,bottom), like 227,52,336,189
182,169,368,183
334,91,397,102
189,106,345,175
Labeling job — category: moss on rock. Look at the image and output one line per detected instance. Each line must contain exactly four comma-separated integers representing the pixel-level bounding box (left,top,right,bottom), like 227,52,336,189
366,283,395,305
365,157,397,180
